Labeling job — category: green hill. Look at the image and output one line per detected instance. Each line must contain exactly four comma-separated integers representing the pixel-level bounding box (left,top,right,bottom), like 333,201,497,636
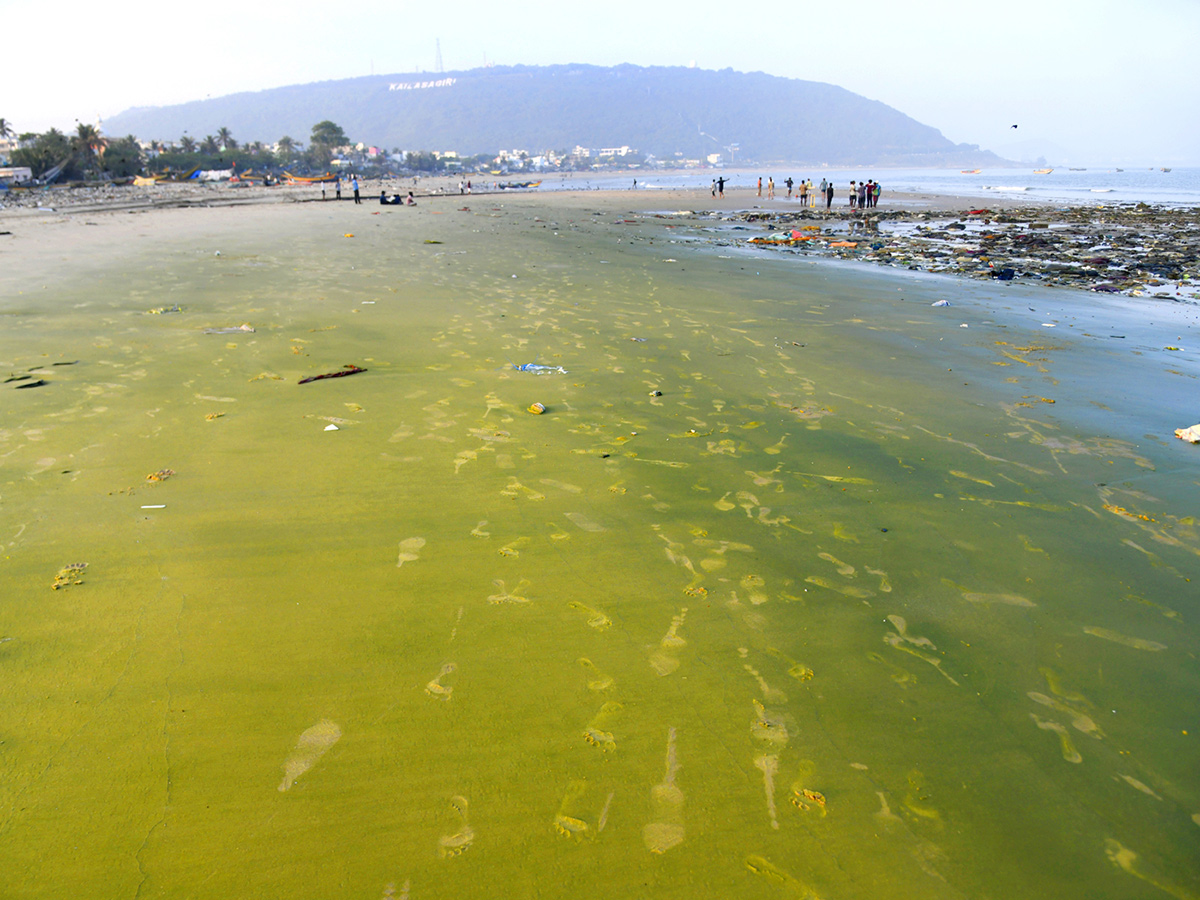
105,63,1003,166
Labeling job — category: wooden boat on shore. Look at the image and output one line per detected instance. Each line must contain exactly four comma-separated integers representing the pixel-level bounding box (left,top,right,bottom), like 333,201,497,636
282,171,338,184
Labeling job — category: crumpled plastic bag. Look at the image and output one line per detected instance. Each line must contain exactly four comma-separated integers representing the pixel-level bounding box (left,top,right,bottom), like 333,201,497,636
1174,424,1200,443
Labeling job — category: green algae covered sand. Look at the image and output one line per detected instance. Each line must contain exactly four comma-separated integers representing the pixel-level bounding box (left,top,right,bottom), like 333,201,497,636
1,196,1197,899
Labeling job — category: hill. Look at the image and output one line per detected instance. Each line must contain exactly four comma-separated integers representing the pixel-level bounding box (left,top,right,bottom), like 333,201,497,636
105,64,1005,167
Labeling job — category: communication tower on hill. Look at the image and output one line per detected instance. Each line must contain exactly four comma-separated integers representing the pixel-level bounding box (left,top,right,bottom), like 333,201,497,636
435,39,443,74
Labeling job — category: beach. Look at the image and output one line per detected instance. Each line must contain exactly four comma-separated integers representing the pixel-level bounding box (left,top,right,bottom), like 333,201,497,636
2,186,1198,899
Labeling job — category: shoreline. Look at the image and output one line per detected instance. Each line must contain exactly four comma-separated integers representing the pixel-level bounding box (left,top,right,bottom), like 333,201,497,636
2,179,1196,304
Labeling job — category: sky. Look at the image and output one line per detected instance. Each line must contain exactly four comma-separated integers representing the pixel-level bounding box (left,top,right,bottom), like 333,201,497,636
3,0,1197,166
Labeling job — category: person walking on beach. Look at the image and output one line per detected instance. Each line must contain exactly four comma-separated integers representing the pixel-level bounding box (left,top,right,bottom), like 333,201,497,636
712,179,717,198
717,176,727,198
797,179,805,205
352,175,361,204
849,181,857,208
872,180,882,208
857,181,868,209
807,179,815,207
767,177,774,200
757,176,762,197
335,176,342,201
786,177,794,199
825,181,834,209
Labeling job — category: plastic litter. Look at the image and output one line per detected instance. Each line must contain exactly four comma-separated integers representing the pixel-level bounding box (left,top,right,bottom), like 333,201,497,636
931,300,951,307
204,324,255,334
1175,424,1200,443
528,403,546,415
513,363,567,375
324,424,340,431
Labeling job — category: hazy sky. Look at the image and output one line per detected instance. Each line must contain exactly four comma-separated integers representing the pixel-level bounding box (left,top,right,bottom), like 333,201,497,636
3,0,1196,165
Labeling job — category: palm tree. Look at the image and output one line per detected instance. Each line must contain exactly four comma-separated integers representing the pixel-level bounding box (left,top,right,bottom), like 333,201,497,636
200,135,219,154
0,118,14,140
276,135,296,159
73,122,106,176
179,135,197,154
217,126,237,150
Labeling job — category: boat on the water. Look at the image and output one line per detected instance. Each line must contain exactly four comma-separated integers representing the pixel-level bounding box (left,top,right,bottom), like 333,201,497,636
961,169,981,174
1161,167,1172,173
497,180,542,190
1033,168,1053,174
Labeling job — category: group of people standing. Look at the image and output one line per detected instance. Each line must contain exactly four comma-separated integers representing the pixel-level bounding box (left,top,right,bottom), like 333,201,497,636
849,179,882,209
754,176,879,210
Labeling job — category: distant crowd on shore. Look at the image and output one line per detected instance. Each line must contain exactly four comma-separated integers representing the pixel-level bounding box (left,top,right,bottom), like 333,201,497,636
745,176,882,209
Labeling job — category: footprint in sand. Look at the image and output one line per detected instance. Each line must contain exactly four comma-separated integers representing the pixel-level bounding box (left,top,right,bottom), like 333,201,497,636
743,663,788,704
1104,838,1199,900
1027,692,1103,738
805,575,874,599
397,537,426,568
649,608,688,676
902,770,944,826
866,566,893,593
868,651,916,688
578,657,614,692
278,719,342,791
584,701,624,751
744,856,819,896
569,601,612,631
437,795,475,858
553,779,592,839
643,727,685,853
751,699,789,747
740,574,769,606
766,647,815,682
564,511,605,532
1083,626,1167,652
887,615,937,648
962,590,1036,608
789,761,827,817
755,755,781,830
453,449,478,474
1032,714,1083,763
883,616,960,686
425,662,457,700
818,552,855,576
470,520,490,538
487,578,530,604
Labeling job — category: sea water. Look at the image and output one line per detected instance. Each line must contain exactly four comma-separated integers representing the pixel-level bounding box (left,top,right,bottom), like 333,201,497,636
555,166,1200,207
0,198,1197,899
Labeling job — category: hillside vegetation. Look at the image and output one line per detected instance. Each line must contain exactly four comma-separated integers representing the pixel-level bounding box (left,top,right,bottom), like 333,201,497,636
105,63,1004,167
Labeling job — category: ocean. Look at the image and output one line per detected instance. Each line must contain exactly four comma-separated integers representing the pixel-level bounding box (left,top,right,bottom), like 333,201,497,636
547,166,1200,207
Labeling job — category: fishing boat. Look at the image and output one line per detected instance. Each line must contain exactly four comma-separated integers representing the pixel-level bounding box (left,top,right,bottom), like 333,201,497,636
497,180,542,190
961,169,981,174
1033,168,1053,174
282,171,338,184
1161,167,1172,173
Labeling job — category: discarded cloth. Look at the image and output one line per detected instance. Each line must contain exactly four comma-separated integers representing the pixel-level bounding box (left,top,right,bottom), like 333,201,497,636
513,363,567,375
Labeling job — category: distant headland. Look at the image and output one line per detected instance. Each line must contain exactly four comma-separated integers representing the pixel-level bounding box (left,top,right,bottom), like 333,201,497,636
103,63,1008,169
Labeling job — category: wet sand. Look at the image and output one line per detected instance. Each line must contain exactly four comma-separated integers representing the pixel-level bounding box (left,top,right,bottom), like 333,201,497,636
1,189,1198,900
